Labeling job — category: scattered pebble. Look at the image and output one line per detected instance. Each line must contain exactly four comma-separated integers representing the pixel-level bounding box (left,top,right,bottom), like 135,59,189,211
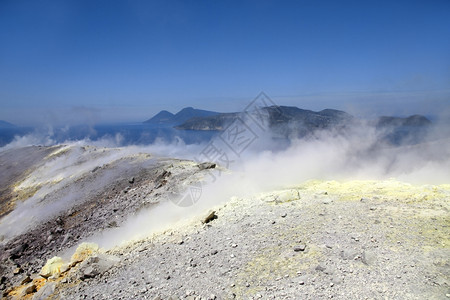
294,245,306,252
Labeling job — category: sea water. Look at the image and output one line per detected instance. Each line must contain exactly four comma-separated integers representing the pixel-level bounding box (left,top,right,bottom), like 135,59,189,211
0,123,218,147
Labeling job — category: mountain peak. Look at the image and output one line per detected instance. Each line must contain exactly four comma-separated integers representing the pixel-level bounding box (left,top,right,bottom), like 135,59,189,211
144,107,219,125
143,110,175,124
178,107,194,112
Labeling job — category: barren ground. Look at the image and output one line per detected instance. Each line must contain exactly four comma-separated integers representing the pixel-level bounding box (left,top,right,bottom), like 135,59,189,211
1,146,449,300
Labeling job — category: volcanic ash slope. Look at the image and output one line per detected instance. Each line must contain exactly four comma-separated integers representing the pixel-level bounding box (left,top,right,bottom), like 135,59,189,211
46,179,450,299
0,144,217,298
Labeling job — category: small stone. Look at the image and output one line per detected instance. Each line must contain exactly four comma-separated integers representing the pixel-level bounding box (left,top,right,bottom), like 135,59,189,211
361,250,376,265
315,264,334,275
128,177,135,184
20,283,36,297
202,210,217,224
198,162,216,170
299,281,305,285
231,244,238,248
341,249,359,260
47,235,54,243
20,275,32,285
331,276,342,285
281,213,287,218
13,267,23,275
294,245,306,252
316,264,326,272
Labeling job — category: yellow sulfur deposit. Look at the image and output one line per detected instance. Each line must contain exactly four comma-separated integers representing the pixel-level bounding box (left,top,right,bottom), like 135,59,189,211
40,256,64,278
297,179,450,203
70,242,100,264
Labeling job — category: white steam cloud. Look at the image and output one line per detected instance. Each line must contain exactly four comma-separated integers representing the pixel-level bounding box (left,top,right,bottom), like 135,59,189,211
1,111,449,251
79,118,450,249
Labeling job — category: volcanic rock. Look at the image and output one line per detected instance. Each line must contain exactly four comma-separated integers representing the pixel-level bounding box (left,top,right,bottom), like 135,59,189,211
78,254,120,279
32,281,56,300
197,162,216,170
201,210,217,224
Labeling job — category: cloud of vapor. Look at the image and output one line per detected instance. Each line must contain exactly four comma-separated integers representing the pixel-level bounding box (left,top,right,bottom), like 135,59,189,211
0,143,152,241
79,113,450,251
2,106,449,252
0,131,212,243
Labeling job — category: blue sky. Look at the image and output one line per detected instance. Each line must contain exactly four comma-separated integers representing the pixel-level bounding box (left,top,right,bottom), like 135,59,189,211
0,0,449,125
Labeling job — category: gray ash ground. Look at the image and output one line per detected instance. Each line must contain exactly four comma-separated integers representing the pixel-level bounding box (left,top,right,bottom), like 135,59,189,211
0,146,449,300
52,181,449,300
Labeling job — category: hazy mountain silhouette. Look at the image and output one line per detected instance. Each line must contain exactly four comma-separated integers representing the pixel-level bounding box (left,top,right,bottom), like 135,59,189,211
175,106,354,132
376,115,431,127
174,105,431,145
144,107,219,125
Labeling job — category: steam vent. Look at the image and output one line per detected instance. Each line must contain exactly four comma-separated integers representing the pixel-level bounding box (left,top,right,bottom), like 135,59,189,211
0,142,449,299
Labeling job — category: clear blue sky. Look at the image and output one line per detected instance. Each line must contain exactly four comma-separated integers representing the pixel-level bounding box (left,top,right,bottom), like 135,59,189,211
1,0,449,125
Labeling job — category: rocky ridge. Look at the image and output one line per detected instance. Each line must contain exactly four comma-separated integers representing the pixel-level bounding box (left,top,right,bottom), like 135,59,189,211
0,145,218,297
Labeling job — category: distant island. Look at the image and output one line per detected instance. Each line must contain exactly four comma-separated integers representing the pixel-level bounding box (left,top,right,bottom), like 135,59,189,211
146,106,431,131
144,107,219,126
174,106,355,132
144,105,432,145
